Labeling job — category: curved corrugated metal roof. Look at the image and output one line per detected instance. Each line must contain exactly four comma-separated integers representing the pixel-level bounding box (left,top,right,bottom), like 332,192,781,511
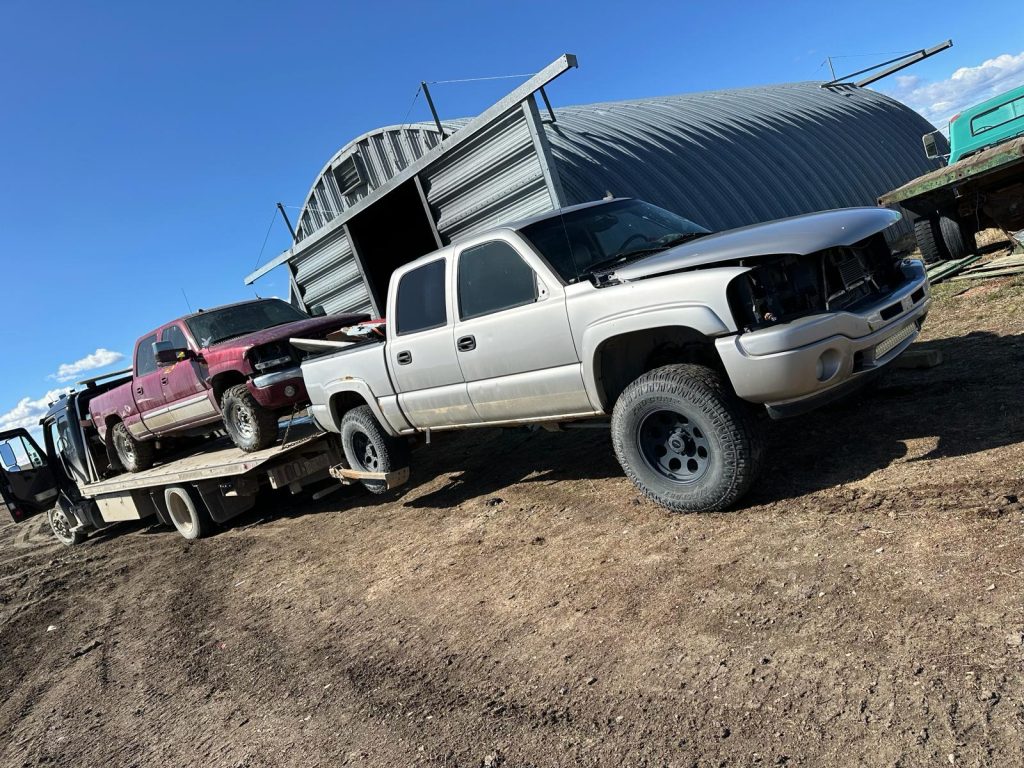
294,81,937,243
543,82,939,232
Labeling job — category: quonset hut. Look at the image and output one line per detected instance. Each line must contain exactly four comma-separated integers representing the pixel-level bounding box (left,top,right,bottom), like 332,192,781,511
246,54,940,316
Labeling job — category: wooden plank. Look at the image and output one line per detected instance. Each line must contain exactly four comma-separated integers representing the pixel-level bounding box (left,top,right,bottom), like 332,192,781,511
928,254,983,284
950,266,1024,281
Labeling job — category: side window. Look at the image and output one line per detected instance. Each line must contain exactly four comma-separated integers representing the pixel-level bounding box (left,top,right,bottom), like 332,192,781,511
136,334,158,376
458,241,538,320
0,434,43,473
971,94,1024,135
161,324,189,350
395,260,447,336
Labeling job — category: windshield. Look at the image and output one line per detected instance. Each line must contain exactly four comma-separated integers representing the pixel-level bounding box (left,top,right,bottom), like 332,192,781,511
185,299,309,347
519,199,710,283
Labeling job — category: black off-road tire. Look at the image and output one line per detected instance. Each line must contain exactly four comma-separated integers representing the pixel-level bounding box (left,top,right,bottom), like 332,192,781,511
221,384,279,452
914,214,970,264
164,485,214,540
110,420,156,473
611,364,763,513
340,406,408,495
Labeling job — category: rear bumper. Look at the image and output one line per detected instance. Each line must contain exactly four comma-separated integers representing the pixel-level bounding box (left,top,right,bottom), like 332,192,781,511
716,260,930,413
248,367,309,409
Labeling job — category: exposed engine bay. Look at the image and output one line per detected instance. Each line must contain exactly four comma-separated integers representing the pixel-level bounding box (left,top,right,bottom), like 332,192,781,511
727,233,904,331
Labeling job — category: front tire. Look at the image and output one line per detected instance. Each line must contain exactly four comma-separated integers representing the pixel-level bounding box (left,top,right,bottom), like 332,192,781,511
611,364,763,513
221,384,279,452
111,421,156,473
340,406,408,494
48,503,85,546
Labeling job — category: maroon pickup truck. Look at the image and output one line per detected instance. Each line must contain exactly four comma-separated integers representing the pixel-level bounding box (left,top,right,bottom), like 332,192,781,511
90,299,366,472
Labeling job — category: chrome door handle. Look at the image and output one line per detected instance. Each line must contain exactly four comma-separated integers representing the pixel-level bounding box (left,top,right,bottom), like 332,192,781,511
396,351,412,365
457,335,476,352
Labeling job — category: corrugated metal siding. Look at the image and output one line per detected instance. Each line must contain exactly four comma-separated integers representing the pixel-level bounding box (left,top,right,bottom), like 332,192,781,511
423,107,553,242
291,228,372,315
286,81,941,314
294,123,457,242
545,82,940,237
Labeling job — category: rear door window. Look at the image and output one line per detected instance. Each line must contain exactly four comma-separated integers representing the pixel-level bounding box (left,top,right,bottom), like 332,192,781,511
136,334,158,376
457,241,538,320
396,260,447,335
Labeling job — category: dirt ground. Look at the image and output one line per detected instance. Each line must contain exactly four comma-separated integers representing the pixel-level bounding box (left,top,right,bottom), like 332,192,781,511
3,245,1024,768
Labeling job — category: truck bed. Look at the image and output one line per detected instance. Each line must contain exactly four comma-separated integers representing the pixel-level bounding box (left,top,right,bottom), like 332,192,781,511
83,422,331,496
879,136,1024,206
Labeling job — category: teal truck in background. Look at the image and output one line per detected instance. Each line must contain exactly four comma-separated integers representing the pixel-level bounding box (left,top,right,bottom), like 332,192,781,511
879,83,1024,263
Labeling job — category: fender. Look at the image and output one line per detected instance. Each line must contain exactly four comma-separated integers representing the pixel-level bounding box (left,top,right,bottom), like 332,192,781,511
580,303,733,410
318,378,407,437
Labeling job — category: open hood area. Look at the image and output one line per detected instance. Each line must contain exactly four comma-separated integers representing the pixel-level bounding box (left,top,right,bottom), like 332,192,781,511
608,208,901,282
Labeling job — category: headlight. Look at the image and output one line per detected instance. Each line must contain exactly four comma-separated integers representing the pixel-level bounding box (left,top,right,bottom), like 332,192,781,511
254,355,293,371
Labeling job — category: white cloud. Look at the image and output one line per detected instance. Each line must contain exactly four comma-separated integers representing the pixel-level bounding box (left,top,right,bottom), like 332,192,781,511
0,388,69,434
49,348,124,383
882,50,1024,128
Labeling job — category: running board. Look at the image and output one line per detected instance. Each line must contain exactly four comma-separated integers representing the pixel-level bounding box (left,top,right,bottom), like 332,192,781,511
329,464,410,490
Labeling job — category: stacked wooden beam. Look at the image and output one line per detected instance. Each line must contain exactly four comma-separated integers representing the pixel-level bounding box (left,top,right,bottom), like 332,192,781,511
950,253,1024,282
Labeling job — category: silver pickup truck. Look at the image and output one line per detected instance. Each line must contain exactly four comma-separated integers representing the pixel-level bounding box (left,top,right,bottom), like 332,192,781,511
295,198,929,513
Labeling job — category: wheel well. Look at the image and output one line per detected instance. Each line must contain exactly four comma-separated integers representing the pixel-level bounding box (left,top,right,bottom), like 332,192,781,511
211,372,247,404
594,326,723,411
329,391,370,426
104,416,121,441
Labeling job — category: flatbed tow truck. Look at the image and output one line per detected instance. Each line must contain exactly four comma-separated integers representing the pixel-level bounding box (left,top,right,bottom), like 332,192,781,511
0,369,389,545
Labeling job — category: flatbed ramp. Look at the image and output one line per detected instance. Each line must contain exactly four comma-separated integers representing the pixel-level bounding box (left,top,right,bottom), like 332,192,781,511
86,424,334,497
76,423,342,537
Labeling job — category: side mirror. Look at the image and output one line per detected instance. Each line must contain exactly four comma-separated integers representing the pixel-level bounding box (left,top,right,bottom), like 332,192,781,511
153,340,189,365
922,131,946,160
309,305,327,317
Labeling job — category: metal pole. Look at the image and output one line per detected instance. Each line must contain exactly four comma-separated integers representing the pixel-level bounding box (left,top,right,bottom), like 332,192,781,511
539,85,557,122
421,81,447,139
277,202,298,243
827,57,836,80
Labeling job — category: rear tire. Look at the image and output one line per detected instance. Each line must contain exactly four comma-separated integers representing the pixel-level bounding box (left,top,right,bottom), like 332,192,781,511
111,421,156,473
611,364,763,513
340,406,408,494
221,384,278,452
914,214,970,264
164,485,214,540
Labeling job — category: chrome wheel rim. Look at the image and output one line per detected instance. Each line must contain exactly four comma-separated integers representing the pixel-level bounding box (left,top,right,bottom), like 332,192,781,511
232,404,255,441
114,427,135,464
637,409,712,484
49,507,73,543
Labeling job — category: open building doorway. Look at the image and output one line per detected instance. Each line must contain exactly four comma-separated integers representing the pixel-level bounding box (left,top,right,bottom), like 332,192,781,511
346,179,442,316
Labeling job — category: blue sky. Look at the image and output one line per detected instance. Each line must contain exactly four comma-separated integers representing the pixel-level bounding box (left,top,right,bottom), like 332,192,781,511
2,0,1022,433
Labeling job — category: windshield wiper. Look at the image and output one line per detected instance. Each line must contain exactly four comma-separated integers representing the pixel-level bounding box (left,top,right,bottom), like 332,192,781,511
585,232,711,274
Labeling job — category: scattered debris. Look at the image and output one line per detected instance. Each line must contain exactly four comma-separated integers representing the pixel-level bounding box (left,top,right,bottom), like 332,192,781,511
46,625,56,633
70,639,102,658
927,254,982,285
951,253,1024,282
1005,632,1024,647
485,498,504,507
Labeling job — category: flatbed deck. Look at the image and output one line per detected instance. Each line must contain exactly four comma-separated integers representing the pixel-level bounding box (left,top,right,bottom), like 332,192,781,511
84,423,331,497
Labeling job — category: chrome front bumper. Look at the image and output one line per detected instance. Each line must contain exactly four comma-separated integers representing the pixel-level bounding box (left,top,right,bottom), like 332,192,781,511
716,260,930,411
252,366,303,389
